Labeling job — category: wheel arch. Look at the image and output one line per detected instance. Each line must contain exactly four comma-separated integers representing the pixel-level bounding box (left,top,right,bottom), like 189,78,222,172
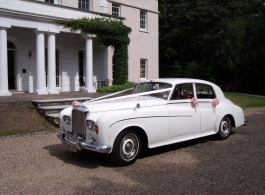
225,114,235,128
215,108,237,131
119,126,149,149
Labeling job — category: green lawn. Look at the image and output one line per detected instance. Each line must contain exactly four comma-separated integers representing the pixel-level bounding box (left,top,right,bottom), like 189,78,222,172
224,92,265,108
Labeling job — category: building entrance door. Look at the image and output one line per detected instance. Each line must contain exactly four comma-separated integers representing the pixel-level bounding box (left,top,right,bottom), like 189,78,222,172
7,41,16,89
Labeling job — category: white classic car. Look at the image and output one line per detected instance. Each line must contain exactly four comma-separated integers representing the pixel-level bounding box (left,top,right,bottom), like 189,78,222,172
57,78,247,166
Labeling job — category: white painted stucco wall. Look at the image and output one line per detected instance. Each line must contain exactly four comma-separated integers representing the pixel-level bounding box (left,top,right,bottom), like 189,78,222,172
107,0,159,82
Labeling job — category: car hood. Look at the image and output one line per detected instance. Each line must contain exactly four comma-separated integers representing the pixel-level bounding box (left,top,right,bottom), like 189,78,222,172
81,96,165,113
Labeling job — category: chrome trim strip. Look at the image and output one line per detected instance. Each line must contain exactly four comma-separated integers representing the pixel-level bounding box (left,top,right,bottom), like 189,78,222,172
57,132,111,154
109,115,193,128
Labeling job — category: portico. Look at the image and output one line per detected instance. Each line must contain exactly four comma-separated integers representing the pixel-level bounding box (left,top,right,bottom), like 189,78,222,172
0,0,104,96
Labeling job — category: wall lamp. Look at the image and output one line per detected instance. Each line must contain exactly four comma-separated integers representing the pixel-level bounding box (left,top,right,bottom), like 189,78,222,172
29,50,32,59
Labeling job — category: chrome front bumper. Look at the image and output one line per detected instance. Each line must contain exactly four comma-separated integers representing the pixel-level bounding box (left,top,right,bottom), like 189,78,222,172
244,118,248,126
57,132,111,154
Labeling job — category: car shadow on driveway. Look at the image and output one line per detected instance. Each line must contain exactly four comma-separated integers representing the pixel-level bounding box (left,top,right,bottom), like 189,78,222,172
43,132,235,168
139,133,231,159
43,144,116,168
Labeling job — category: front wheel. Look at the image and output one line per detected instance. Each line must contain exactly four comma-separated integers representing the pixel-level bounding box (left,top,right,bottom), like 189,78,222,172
217,116,232,139
109,130,142,166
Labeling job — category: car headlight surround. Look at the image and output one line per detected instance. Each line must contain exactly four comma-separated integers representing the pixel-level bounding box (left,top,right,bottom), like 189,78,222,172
63,115,71,125
86,120,95,130
86,120,98,134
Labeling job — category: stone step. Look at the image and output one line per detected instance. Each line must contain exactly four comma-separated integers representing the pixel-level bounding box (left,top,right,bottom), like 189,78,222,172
45,113,60,126
10,90,26,94
32,97,92,108
37,105,70,117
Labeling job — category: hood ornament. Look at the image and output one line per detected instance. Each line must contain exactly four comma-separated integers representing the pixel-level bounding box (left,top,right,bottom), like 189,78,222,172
72,100,81,107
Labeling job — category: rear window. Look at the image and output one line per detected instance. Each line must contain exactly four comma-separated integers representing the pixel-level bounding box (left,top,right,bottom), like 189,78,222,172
196,83,216,99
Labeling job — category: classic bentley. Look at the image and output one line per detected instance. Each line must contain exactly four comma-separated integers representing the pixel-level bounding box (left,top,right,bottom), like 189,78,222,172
57,78,247,166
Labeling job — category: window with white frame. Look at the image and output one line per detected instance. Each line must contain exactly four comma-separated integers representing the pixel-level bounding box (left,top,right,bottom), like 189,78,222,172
140,10,147,30
112,4,120,17
140,59,147,79
78,0,90,11
45,0,59,4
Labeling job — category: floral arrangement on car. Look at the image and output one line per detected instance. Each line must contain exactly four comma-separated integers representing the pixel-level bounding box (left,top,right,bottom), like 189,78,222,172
191,97,198,112
72,100,81,107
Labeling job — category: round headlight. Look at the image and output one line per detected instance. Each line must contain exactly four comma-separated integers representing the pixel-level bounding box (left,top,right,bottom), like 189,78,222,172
63,115,71,125
86,120,94,130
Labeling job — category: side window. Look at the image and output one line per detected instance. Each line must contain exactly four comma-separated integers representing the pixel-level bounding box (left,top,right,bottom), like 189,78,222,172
170,83,194,100
196,83,216,99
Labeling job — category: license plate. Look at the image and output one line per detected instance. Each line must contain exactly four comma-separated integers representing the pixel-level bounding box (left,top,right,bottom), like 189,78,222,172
62,142,77,153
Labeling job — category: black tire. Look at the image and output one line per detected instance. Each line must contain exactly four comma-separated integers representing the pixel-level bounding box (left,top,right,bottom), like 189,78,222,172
109,130,142,166
216,116,232,140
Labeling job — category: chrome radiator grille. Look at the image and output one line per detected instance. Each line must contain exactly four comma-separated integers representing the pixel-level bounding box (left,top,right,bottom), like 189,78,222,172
72,109,87,139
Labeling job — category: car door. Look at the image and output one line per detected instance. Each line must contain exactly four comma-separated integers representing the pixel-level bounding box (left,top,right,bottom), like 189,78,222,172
167,83,200,138
195,83,217,132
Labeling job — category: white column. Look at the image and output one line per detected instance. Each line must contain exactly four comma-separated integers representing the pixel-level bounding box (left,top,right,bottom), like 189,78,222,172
0,27,12,96
84,36,96,92
47,33,59,94
34,31,48,95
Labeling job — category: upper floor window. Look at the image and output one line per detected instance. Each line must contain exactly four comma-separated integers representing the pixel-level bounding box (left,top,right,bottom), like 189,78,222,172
79,0,90,11
45,0,59,4
112,4,120,17
140,59,147,79
140,10,147,30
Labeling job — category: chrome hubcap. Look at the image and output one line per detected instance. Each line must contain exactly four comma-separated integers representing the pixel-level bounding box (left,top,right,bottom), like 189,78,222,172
220,118,231,137
120,134,139,161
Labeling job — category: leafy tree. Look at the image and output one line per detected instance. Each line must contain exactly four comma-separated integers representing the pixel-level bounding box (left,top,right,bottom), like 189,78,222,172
159,0,265,94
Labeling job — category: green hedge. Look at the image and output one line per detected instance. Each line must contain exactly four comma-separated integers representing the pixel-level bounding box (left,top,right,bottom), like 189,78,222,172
96,82,136,93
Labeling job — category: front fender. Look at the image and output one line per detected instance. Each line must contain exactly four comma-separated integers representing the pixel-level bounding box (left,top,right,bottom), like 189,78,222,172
96,106,170,151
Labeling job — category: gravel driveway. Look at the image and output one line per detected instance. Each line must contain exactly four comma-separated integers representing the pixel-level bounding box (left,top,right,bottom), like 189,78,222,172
1,108,264,195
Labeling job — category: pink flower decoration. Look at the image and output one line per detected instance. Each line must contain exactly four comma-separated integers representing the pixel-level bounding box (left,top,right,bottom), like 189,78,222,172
192,97,198,105
212,98,219,107
72,100,81,107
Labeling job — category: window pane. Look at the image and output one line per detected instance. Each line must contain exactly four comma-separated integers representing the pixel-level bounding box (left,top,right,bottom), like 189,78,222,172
171,83,194,100
140,59,147,78
196,83,216,99
78,0,90,10
112,5,120,16
140,11,146,29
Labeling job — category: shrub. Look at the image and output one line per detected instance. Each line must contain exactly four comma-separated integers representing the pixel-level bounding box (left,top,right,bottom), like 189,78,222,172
97,81,136,93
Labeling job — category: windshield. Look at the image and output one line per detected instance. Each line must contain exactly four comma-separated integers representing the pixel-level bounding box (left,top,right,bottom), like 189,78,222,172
131,82,172,99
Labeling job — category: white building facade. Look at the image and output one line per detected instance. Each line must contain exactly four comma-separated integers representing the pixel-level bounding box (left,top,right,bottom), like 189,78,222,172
0,0,159,96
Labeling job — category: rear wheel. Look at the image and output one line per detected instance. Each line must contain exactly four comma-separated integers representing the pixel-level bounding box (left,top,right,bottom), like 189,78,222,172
217,116,232,139
109,130,142,166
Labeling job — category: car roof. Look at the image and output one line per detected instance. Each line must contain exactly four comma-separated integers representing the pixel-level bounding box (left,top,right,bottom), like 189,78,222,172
144,78,214,86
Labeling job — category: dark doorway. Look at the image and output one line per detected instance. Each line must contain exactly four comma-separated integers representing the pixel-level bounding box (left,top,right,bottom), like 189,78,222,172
8,50,15,89
7,41,16,90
